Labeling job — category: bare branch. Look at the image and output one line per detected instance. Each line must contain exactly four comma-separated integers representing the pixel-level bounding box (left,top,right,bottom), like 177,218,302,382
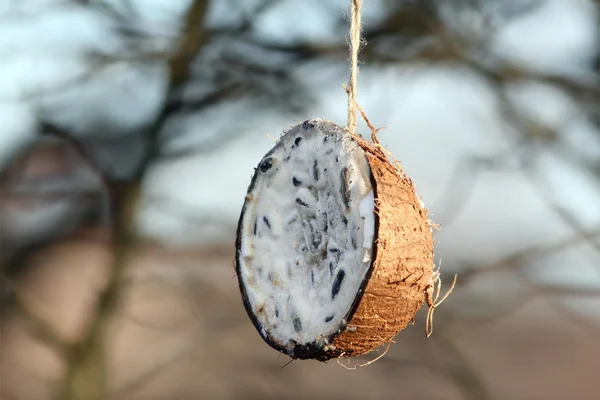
8,285,69,355
56,3,212,400
455,225,600,287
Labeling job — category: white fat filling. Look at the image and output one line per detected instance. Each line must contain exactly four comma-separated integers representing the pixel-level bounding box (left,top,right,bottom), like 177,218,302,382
239,122,375,349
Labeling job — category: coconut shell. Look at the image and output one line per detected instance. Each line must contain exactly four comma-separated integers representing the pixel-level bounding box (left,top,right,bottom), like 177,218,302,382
322,136,435,360
235,121,435,361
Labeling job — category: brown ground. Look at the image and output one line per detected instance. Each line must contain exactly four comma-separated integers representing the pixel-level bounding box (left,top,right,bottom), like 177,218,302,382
1,231,598,400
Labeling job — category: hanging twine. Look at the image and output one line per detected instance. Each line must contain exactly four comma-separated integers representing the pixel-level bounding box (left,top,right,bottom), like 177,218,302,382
344,0,382,144
347,0,362,134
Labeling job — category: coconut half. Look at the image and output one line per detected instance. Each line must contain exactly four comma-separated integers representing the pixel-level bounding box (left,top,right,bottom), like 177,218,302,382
235,119,435,361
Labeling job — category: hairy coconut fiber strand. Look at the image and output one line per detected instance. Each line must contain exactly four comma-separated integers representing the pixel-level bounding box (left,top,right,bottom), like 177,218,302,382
235,119,435,361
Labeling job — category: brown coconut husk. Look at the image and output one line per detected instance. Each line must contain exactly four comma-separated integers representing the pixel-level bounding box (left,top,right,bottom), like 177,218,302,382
319,134,436,360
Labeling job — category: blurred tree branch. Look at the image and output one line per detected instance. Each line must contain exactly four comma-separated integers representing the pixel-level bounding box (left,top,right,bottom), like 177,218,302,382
44,2,212,399
9,286,69,355
455,225,600,288
248,2,599,101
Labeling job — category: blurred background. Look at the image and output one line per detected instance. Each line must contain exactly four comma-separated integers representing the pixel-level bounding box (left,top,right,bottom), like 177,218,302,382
0,0,599,399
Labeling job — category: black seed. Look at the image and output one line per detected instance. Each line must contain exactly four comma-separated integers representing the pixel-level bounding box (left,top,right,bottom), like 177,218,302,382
287,216,298,225
275,307,280,317
342,216,348,225
325,149,333,155
351,235,357,249
323,136,329,143
284,154,291,162
325,315,334,323
253,217,258,235
292,315,303,332
259,157,273,173
296,198,309,207
312,231,322,251
303,120,316,130
340,167,351,209
263,216,271,229
301,245,308,253
295,137,303,146
302,219,321,252
329,247,342,262
311,270,315,285
292,177,302,186
302,219,312,240
331,270,346,300
313,159,320,181
335,156,339,162
329,261,335,276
